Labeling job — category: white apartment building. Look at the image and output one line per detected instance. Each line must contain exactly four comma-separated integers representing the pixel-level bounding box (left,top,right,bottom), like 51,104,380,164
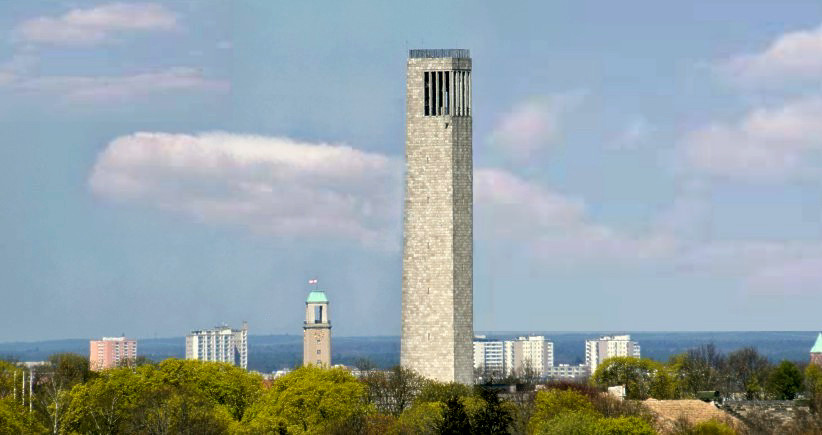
185,322,248,369
473,336,506,378
545,364,590,380
585,335,640,373
509,335,554,378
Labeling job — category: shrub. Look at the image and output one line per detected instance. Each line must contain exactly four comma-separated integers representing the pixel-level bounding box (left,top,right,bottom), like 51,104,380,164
529,389,598,433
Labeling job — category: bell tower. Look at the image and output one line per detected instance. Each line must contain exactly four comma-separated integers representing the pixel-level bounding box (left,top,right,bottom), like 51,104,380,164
402,49,473,384
303,285,331,367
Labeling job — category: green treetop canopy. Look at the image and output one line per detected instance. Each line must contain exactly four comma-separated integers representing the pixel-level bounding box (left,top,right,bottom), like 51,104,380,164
306,290,328,304
812,333,822,354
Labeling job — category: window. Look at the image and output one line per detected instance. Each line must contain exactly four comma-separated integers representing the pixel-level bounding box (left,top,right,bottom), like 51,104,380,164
424,72,430,116
317,349,321,355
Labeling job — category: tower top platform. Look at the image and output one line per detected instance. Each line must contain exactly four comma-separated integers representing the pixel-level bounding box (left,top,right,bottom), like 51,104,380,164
409,49,470,59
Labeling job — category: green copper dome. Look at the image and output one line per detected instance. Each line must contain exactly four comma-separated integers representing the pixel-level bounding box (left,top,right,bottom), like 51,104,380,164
812,333,822,354
306,290,328,304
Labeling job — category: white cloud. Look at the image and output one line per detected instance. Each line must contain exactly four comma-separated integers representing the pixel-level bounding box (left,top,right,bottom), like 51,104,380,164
16,3,177,46
5,67,228,102
683,97,822,181
89,132,402,248
475,168,585,231
87,132,822,290
721,23,822,86
475,168,677,263
487,92,585,159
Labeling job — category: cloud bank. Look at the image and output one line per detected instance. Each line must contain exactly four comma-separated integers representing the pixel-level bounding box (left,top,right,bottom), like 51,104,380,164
89,132,403,247
7,67,228,102
683,97,822,181
721,23,822,86
488,93,585,159
16,3,177,46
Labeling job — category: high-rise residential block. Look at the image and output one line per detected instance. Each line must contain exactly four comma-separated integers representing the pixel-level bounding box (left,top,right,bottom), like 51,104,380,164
89,337,137,371
185,322,248,369
585,335,640,373
303,289,331,367
508,335,554,378
402,49,473,384
473,336,505,379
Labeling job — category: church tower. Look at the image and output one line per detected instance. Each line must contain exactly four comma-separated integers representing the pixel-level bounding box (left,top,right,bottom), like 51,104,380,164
811,333,822,366
303,287,331,367
402,49,473,384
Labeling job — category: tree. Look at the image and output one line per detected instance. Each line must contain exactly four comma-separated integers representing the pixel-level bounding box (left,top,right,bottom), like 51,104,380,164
0,397,46,434
415,381,472,405
592,357,676,400
670,345,727,397
0,361,20,400
805,364,822,412
767,360,803,400
438,396,471,435
34,353,93,434
362,365,424,416
63,368,143,434
129,384,233,435
595,416,655,435
727,348,771,399
397,401,443,434
472,387,513,434
153,359,262,421
242,365,372,434
531,411,600,435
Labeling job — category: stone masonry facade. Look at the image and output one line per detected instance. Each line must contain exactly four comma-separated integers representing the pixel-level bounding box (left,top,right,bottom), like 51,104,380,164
402,50,473,384
304,301,331,367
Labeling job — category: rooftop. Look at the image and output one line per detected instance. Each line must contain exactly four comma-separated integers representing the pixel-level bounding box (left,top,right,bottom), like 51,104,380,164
306,290,328,303
409,49,470,59
812,333,822,353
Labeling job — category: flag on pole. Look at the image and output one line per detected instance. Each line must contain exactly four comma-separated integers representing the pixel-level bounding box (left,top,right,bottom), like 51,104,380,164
308,279,318,284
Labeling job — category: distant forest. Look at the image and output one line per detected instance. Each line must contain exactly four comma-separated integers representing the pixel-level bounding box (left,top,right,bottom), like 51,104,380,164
0,331,817,372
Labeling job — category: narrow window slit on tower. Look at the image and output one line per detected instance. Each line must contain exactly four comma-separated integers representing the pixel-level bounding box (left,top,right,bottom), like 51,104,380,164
433,71,437,116
445,71,450,115
438,71,443,115
424,72,430,116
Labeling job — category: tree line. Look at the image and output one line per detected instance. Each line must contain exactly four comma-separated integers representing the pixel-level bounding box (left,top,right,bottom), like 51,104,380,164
589,344,812,403
0,344,819,434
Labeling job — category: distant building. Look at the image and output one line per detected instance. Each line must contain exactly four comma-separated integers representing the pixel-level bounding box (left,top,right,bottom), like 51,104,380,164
545,364,590,381
509,336,554,378
303,289,331,367
473,336,506,379
90,337,137,371
585,335,640,373
185,322,248,369
811,333,822,366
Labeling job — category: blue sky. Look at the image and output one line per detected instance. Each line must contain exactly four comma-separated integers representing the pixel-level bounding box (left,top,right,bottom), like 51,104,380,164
3,1,822,341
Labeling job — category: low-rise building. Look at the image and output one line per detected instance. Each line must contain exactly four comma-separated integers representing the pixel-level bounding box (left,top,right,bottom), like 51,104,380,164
545,363,590,381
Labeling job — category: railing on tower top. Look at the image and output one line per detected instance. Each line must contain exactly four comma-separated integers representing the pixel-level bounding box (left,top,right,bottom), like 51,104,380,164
409,49,470,59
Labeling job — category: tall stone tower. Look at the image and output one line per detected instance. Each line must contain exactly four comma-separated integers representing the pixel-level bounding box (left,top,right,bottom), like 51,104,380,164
303,289,331,367
402,49,473,384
